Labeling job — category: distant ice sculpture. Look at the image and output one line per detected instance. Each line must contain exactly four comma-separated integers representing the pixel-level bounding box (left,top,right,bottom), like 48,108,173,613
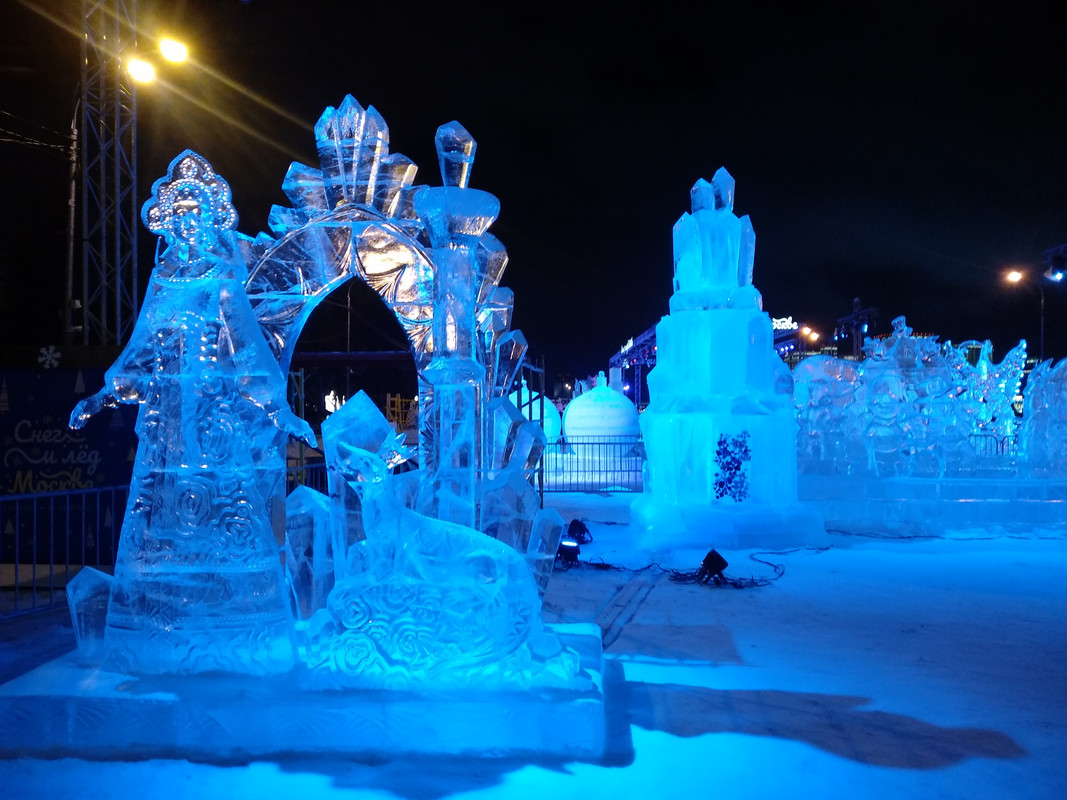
794,317,1026,478
943,337,1028,440
69,151,316,675
631,168,823,549
1021,358,1067,478
794,322,1067,536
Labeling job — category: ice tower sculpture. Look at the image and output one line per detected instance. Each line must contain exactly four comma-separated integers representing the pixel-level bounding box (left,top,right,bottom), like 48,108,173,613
69,151,316,675
632,168,824,549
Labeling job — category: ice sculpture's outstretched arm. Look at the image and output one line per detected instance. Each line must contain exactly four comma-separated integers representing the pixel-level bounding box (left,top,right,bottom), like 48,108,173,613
68,287,160,429
69,388,119,429
269,406,317,448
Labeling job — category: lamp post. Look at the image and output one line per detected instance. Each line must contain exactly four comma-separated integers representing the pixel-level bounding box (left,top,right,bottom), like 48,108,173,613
1005,268,1047,361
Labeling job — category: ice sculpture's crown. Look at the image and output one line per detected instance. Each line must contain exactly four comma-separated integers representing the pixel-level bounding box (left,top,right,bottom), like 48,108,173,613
142,150,238,247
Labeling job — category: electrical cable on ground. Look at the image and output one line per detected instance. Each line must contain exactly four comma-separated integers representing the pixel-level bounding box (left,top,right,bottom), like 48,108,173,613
556,544,831,588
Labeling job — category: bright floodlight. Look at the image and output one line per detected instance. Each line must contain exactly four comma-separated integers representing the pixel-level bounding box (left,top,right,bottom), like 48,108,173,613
126,58,156,83
809,331,820,342
1045,267,1064,282
159,37,188,63
1006,269,1024,283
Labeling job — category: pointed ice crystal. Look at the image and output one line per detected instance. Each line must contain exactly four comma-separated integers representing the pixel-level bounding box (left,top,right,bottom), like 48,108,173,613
435,121,477,188
476,233,509,307
487,396,527,471
672,212,701,294
491,329,528,399
728,214,762,309
738,215,755,287
689,177,716,213
353,105,390,206
711,166,735,210
486,396,546,474
315,95,367,208
527,508,565,599
373,153,417,217
282,162,329,215
479,469,540,552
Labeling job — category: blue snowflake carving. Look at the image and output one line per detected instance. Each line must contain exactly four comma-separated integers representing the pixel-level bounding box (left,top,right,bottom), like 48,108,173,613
713,431,752,502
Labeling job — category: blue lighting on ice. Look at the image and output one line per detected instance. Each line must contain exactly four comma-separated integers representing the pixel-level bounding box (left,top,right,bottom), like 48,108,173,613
42,97,602,761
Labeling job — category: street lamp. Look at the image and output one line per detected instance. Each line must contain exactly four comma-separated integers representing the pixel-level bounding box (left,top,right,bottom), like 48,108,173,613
1004,268,1047,361
127,36,190,83
159,38,188,64
125,57,156,83
799,325,820,354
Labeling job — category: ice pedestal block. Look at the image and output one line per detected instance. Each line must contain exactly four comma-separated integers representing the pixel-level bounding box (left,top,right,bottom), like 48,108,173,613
489,329,528,399
799,474,1067,536
284,486,333,619
635,169,824,550
0,623,604,761
65,566,112,665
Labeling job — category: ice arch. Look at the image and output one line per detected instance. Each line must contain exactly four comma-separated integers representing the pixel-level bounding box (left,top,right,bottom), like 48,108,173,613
242,96,517,385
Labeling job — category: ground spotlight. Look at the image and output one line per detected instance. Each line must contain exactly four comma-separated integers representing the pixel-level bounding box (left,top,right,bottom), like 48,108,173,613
556,539,581,567
698,549,728,585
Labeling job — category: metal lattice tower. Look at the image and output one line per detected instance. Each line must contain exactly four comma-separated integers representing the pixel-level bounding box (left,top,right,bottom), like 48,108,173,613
79,0,139,346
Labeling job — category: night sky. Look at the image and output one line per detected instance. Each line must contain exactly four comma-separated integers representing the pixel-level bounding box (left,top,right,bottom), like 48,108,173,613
3,0,1066,384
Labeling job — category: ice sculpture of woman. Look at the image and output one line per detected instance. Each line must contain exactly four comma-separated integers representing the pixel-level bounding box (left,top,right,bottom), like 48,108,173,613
70,150,315,675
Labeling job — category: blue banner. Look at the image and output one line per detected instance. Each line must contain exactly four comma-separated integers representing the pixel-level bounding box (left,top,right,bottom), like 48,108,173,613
0,369,137,495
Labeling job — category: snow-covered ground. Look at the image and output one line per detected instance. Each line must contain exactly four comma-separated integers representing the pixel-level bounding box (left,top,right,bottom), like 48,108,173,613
1,491,1065,799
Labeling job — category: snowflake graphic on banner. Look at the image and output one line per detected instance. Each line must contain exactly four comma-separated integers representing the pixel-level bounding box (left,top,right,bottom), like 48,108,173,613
37,345,61,369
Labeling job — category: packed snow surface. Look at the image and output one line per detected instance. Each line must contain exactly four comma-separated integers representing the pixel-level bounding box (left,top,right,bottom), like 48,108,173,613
1,491,1064,799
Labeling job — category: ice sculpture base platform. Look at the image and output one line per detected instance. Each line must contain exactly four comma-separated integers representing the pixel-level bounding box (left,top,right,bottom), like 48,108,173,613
799,475,1067,537
631,496,826,552
0,623,604,761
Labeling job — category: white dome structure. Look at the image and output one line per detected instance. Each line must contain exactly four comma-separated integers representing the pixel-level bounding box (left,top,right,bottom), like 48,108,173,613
562,371,640,440
509,382,562,443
